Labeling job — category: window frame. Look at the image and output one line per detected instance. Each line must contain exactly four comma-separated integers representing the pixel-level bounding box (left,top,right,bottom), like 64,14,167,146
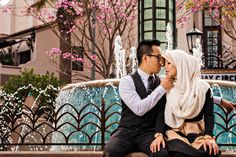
138,0,176,47
202,9,222,69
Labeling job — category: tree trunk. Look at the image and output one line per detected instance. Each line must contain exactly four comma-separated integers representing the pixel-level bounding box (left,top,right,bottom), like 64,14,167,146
57,7,72,83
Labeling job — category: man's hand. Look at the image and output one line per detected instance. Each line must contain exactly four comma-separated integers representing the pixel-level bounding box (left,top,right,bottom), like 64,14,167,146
150,135,165,153
203,138,219,155
160,76,175,91
221,99,236,114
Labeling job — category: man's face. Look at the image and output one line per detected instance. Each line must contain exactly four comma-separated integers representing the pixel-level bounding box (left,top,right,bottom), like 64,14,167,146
145,46,162,74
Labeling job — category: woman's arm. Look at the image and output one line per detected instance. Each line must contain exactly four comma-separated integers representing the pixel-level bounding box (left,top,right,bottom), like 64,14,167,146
203,89,214,136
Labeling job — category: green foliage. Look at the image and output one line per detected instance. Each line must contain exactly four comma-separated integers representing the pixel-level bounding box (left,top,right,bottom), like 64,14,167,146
0,52,13,65
2,69,65,116
3,69,63,93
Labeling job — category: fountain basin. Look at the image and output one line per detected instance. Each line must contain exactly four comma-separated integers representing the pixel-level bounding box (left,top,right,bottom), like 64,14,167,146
1,79,235,153
52,79,236,151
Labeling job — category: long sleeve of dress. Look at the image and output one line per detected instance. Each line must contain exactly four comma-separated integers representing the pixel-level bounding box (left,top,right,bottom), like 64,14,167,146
203,89,215,136
155,96,166,134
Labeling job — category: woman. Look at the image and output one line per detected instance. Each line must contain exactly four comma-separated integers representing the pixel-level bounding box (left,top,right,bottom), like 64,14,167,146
152,49,220,157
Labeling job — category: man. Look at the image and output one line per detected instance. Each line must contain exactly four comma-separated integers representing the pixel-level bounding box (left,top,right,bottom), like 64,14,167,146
105,39,173,157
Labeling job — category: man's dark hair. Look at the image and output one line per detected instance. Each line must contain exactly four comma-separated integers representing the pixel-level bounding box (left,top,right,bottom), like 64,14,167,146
136,39,161,65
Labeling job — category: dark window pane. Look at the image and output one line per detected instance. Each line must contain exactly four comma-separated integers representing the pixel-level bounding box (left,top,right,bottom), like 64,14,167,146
144,0,152,8
157,0,165,7
212,31,218,37
72,46,84,71
144,32,153,39
144,9,153,19
156,20,166,30
213,38,218,45
156,32,166,42
144,21,153,31
207,31,212,37
20,50,31,64
156,9,166,18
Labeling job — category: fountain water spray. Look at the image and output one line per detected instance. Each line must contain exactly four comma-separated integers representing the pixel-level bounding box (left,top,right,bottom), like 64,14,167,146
129,47,138,74
166,23,173,51
114,35,126,78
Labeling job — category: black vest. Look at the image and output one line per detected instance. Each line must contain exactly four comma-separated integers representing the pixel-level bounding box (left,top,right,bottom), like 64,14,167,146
118,72,166,130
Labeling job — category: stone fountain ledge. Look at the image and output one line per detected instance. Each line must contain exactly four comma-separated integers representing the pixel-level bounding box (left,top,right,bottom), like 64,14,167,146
0,151,103,157
61,79,236,91
61,79,120,90
0,151,235,157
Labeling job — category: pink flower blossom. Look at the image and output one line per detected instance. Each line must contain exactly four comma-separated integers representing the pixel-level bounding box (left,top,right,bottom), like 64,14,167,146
62,52,72,59
47,48,62,57
77,58,85,62
90,55,97,60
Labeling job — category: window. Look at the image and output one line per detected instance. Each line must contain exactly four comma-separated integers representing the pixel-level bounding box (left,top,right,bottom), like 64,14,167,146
19,50,31,64
72,46,84,71
203,10,222,69
138,0,175,49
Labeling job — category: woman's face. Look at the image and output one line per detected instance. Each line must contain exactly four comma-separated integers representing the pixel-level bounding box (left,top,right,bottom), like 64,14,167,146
164,60,177,79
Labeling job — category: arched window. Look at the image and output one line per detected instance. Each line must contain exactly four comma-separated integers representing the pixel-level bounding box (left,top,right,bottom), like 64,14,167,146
203,9,222,69
138,0,176,49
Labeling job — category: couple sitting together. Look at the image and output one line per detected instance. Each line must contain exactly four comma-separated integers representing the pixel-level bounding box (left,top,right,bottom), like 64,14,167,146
105,39,235,157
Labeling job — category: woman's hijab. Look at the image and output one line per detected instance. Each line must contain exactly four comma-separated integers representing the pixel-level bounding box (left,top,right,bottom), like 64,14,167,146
162,49,210,128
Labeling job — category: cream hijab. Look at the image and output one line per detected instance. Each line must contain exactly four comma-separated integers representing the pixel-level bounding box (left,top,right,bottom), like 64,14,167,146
162,50,210,129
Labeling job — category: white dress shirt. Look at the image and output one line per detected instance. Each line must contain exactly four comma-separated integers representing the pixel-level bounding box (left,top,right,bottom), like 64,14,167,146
213,96,222,105
119,68,166,116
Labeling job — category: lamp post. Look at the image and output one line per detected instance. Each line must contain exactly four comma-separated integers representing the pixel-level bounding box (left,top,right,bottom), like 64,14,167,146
186,23,203,53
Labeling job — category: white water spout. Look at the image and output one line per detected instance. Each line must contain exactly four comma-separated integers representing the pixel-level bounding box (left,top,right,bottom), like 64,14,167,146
129,47,138,74
114,35,126,78
166,23,173,51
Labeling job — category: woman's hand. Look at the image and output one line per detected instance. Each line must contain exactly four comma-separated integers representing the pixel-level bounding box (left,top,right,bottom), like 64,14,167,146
150,135,165,153
203,137,219,155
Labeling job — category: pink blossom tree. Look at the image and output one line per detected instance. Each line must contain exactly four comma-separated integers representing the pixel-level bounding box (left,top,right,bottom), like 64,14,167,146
27,0,138,81
176,0,236,41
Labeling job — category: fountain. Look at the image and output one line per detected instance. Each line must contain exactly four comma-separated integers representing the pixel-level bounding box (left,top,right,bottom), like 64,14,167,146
49,79,236,152
49,35,236,152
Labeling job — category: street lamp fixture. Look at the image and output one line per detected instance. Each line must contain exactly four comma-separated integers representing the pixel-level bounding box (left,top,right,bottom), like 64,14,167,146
186,23,203,53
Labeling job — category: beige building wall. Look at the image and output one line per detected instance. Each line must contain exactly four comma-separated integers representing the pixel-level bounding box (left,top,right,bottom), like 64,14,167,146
0,0,40,34
0,26,60,84
1,1,235,84
176,13,203,52
0,1,60,85
20,28,60,77
71,16,138,83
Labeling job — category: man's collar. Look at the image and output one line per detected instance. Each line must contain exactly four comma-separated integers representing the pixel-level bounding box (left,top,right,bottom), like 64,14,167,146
138,68,152,81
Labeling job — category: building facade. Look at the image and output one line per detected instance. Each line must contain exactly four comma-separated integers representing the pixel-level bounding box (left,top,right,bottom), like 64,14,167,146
0,0,235,85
